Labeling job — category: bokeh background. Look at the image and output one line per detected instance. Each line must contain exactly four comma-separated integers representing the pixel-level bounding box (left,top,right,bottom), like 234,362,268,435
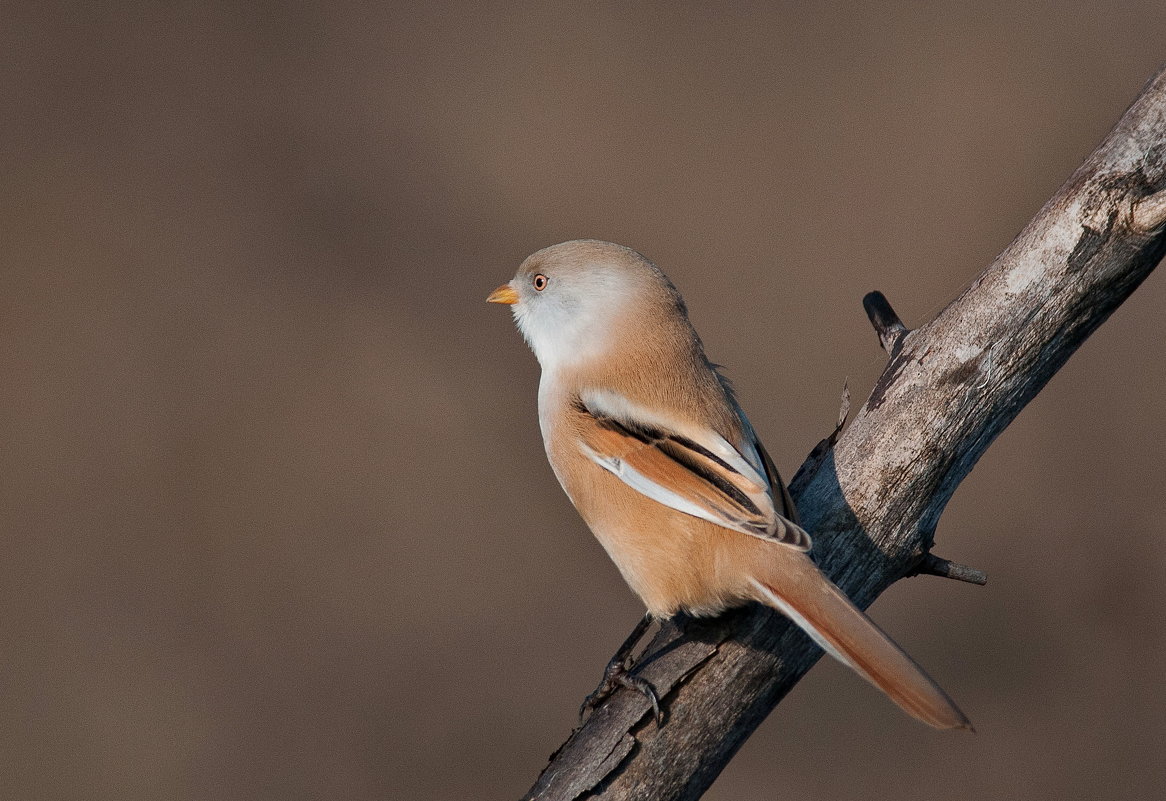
4,3,1165,799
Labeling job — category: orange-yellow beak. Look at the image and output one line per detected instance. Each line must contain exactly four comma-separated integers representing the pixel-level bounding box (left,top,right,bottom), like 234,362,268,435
486,283,519,305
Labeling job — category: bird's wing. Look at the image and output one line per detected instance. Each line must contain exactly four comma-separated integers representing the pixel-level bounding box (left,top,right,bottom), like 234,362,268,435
754,436,805,531
575,391,810,549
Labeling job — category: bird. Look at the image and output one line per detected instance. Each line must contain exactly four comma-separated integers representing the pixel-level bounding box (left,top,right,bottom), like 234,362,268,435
487,239,970,730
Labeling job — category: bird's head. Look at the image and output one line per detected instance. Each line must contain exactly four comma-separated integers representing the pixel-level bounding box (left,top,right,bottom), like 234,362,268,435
488,239,684,372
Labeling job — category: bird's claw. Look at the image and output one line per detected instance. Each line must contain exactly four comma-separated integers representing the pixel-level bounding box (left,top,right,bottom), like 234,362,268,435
578,656,663,726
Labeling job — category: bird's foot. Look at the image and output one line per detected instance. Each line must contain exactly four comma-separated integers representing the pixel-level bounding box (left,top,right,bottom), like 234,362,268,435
578,613,663,725
578,654,663,725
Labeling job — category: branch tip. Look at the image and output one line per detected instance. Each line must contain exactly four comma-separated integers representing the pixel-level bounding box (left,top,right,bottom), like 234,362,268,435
862,291,910,354
910,553,988,585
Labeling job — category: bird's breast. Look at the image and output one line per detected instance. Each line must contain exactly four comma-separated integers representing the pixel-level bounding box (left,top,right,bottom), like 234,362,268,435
536,375,761,617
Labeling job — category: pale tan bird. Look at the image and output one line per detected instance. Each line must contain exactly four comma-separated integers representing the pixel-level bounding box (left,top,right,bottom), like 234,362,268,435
488,239,970,730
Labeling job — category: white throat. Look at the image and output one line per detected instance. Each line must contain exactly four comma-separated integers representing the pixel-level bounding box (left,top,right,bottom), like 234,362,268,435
512,279,629,374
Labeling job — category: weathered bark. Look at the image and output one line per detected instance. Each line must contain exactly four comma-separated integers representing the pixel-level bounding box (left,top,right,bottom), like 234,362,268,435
523,66,1166,801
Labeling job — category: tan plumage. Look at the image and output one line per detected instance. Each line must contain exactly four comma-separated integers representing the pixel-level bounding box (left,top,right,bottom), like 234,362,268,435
489,239,970,730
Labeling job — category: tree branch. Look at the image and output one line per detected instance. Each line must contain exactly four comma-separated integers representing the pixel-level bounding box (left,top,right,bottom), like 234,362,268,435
908,552,988,586
523,66,1166,801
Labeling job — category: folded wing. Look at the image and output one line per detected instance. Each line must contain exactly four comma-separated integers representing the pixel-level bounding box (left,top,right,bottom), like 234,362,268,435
574,392,810,550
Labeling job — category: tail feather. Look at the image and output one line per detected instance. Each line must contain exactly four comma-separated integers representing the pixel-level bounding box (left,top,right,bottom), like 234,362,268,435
749,559,971,731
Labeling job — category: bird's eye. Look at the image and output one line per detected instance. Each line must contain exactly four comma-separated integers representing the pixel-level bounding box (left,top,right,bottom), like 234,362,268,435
532,274,549,291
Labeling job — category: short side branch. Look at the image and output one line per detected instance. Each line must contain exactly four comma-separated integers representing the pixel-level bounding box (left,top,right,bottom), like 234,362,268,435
909,553,988,586
862,290,909,354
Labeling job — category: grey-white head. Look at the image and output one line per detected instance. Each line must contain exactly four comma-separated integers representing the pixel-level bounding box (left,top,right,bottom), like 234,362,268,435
487,239,686,372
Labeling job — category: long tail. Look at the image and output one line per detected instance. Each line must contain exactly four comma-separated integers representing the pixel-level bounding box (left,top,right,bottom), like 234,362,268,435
749,550,971,730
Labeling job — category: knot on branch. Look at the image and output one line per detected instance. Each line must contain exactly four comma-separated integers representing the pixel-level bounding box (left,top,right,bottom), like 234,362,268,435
1130,187,1166,232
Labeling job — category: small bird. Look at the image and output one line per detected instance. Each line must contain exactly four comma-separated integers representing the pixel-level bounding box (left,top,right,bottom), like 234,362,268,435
488,239,969,730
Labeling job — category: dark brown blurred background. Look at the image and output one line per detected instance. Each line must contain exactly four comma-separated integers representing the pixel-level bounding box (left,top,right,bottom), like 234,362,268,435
3,3,1165,799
